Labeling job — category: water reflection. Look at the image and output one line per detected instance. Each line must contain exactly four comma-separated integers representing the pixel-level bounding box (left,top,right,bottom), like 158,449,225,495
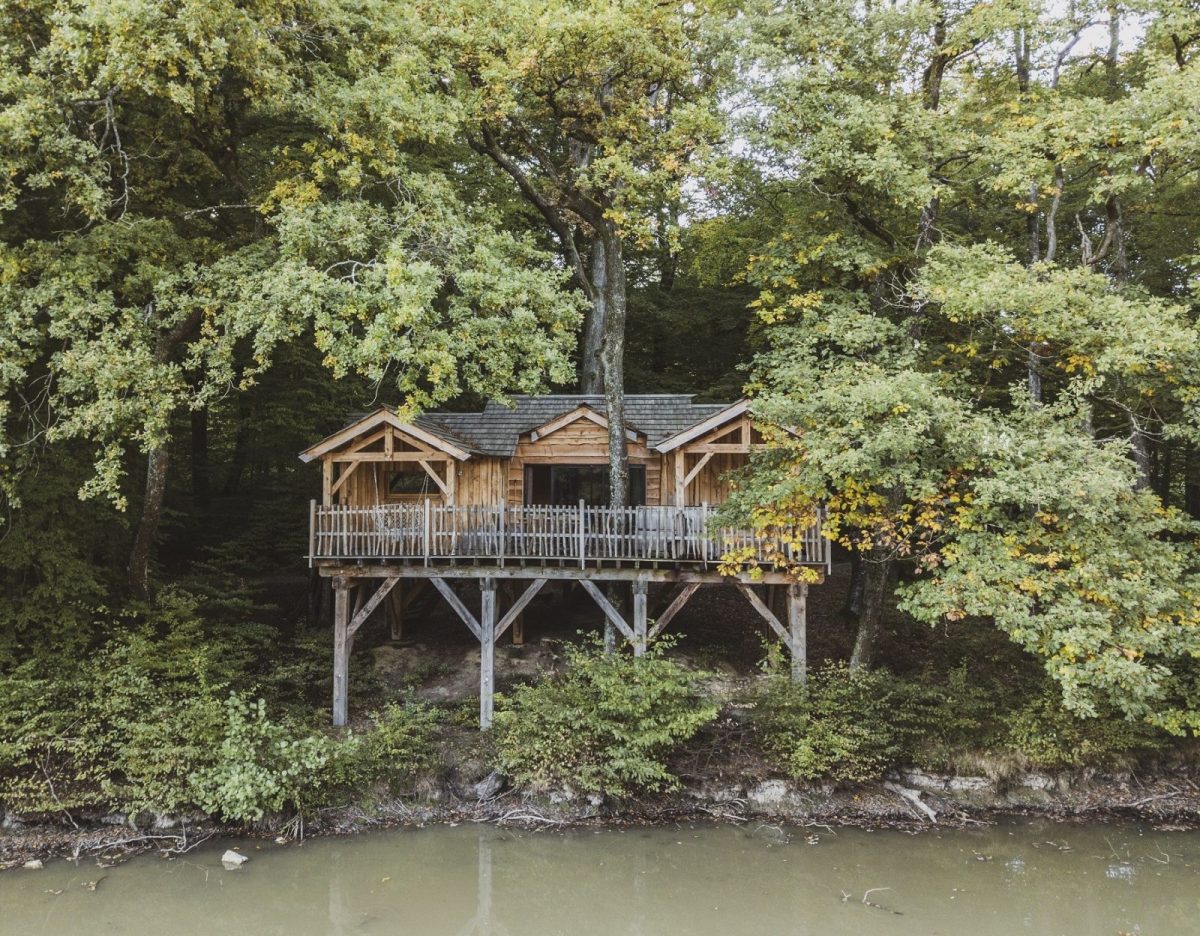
2,821,1197,936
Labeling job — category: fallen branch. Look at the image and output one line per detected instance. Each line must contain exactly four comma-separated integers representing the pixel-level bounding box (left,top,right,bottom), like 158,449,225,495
1124,790,1183,809
883,782,937,823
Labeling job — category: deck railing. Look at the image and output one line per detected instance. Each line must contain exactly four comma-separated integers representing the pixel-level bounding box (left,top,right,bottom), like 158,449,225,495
309,501,829,570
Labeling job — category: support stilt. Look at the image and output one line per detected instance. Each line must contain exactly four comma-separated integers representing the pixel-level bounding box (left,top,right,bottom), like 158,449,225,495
501,582,526,645
480,578,497,729
332,575,352,727
388,582,404,640
789,582,808,684
632,580,648,656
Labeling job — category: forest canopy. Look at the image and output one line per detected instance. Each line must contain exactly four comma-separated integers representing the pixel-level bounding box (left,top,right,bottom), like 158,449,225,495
1,0,1199,810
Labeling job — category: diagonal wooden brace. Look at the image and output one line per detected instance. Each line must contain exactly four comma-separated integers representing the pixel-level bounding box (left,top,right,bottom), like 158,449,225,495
495,578,546,642
431,577,482,641
579,579,635,642
736,582,790,644
649,582,700,639
348,576,400,637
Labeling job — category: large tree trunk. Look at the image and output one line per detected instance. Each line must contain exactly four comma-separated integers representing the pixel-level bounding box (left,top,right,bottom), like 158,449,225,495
849,551,892,669
580,232,608,394
594,223,630,509
128,446,170,599
1130,413,1152,491
844,551,865,619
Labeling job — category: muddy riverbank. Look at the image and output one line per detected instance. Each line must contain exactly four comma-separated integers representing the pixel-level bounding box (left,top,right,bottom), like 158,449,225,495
4,761,1197,870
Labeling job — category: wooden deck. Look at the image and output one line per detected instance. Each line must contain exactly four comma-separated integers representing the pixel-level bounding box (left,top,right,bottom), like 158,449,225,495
309,501,829,571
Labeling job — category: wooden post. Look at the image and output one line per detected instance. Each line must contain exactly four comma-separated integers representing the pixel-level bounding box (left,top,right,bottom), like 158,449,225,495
388,581,404,640
578,498,586,568
423,497,431,566
308,499,316,567
479,578,497,729
788,582,808,684
332,576,352,727
509,579,525,646
632,580,648,656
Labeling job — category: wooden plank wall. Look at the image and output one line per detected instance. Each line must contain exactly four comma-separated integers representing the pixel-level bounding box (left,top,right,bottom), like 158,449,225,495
506,420,661,505
681,452,746,504
457,457,507,506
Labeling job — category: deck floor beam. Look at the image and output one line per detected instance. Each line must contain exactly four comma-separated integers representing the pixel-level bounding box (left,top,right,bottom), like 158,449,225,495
316,562,819,587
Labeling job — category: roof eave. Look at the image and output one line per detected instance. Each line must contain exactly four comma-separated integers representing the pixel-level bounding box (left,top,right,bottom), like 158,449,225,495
299,407,472,462
653,399,751,453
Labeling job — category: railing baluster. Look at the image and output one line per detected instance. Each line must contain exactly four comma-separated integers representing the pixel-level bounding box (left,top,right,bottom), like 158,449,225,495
311,503,825,572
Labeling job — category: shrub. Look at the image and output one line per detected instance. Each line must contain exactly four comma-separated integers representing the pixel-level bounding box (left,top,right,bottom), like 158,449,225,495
492,638,718,797
997,689,1164,770
0,604,233,817
755,661,923,783
328,702,440,793
191,696,338,822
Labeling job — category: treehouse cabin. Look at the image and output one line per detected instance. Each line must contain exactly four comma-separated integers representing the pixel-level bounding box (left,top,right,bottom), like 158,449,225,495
301,395,828,728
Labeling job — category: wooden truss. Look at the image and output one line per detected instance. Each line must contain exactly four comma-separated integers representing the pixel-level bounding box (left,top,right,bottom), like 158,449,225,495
329,569,809,730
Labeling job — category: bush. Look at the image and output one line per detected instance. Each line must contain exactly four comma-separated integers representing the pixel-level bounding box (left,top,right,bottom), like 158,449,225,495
190,696,339,822
997,689,1164,770
755,661,924,783
326,702,440,794
0,600,234,817
492,638,718,797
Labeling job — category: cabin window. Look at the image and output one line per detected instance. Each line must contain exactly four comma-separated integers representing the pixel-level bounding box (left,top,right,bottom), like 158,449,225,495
524,464,646,506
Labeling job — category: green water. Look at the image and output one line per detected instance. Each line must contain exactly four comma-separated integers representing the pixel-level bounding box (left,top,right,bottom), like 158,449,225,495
2,819,1197,935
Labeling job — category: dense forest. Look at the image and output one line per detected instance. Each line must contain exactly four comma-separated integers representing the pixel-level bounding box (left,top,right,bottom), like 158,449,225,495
1,0,1199,826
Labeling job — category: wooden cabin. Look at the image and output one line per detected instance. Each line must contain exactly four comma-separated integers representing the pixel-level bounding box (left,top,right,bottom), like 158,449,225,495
300,395,828,728
303,395,764,511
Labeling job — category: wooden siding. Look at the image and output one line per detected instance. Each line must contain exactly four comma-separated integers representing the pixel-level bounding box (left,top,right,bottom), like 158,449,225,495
506,419,661,505
457,457,508,507
318,407,755,511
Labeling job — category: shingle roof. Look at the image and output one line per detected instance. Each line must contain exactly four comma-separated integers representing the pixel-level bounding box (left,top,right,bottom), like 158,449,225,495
411,395,732,457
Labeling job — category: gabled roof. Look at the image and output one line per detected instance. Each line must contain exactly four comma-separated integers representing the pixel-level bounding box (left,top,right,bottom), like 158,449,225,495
303,395,745,461
299,408,472,463
653,399,751,453
527,404,641,443
417,395,732,457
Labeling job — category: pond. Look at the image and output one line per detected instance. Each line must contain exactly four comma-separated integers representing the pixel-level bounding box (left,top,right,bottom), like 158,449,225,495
2,819,1197,935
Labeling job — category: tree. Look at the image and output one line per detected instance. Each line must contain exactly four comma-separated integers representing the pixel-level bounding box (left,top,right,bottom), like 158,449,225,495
419,0,731,505
0,0,582,596
722,0,1200,704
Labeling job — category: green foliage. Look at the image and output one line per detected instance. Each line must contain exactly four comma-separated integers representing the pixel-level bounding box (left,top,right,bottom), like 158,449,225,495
995,690,1164,771
326,703,440,793
191,697,338,823
755,661,923,783
0,594,236,816
0,0,583,509
0,590,443,822
727,0,1200,725
492,639,718,797
755,658,1170,783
